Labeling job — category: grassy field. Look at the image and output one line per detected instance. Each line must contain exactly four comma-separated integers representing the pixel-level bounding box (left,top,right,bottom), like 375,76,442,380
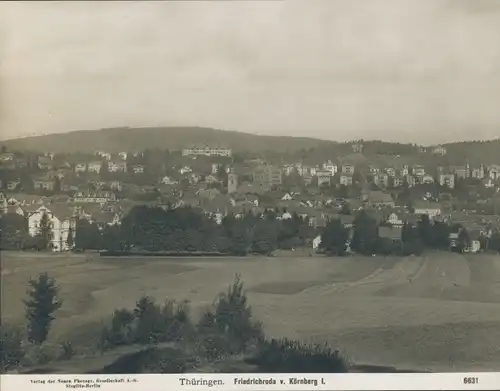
2,251,500,372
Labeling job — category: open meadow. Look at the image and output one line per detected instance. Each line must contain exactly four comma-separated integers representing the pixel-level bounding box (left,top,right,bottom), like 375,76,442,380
2,251,500,372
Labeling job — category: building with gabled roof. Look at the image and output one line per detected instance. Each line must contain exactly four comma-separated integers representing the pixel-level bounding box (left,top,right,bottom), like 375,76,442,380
27,204,77,251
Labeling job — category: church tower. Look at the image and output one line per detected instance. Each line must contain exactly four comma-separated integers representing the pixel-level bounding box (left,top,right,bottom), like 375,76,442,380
228,172,238,194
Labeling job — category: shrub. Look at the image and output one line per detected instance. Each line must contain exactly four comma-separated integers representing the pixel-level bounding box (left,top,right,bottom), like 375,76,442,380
193,311,229,360
99,298,193,349
109,308,135,346
101,347,198,374
163,299,193,342
98,325,113,353
22,343,61,367
0,325,24,373
141,348,199,373
58,341,76,361
247,338,349,373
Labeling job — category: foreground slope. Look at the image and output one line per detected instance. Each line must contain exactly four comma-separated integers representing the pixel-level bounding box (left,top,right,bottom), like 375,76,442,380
2,251,500,371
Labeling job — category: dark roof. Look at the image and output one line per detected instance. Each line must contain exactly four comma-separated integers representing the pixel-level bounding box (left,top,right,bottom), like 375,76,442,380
6,205,22,214
7,194,48,205
47,203,77,221
88,210,117,224
368,191,394,204
22,204,43,214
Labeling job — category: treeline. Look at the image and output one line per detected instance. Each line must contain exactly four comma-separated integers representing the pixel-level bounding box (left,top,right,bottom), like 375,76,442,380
4,204,500,257
0,274,348,374
74,206,317,255
320,211,500,256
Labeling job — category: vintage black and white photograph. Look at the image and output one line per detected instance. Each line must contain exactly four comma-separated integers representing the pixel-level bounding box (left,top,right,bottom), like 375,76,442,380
1,0,500,378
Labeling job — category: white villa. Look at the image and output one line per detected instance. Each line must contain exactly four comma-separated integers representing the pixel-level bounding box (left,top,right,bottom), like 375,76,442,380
28,205,76,252
386,212,404,227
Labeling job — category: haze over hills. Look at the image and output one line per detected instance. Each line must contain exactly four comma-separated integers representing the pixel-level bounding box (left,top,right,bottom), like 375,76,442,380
1,126,499,165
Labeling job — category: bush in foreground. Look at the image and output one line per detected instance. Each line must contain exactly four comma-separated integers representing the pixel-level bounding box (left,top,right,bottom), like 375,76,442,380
247,338,349,373
99,297,193,351
21,343,63,367
99,347,199,374
0,325,24,373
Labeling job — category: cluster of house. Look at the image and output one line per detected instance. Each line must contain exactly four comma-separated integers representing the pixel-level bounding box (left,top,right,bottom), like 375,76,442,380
2,144,500,194
0,191,126,252
1,145,500,252
312,201,495,254
2,179,499,253
282,160,500,190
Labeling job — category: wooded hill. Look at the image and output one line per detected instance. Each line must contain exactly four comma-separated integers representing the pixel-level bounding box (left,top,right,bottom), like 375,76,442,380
0,127,331,154
1,127,499,164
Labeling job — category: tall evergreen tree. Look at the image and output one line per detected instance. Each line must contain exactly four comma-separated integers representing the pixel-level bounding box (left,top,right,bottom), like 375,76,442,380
24,273,63,344
251,220,278,255
54,177,62,193
489,231,500,252
36,212,52,250
212,275,263,354
319,219,349,255
351,210,379,255
458,228,471,252
417,214,433,247
75,219,102,250
66,226,74,250
401,222,412,243
228,225,251,256
432,222,451,249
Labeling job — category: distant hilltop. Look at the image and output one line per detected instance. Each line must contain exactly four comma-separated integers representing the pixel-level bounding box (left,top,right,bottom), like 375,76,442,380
0,127,330,154
0,126,499,165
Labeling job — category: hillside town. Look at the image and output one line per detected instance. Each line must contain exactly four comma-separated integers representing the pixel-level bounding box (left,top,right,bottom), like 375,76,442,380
1,142,500,254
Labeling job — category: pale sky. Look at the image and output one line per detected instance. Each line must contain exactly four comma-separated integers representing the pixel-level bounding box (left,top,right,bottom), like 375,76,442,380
1,0,500,144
